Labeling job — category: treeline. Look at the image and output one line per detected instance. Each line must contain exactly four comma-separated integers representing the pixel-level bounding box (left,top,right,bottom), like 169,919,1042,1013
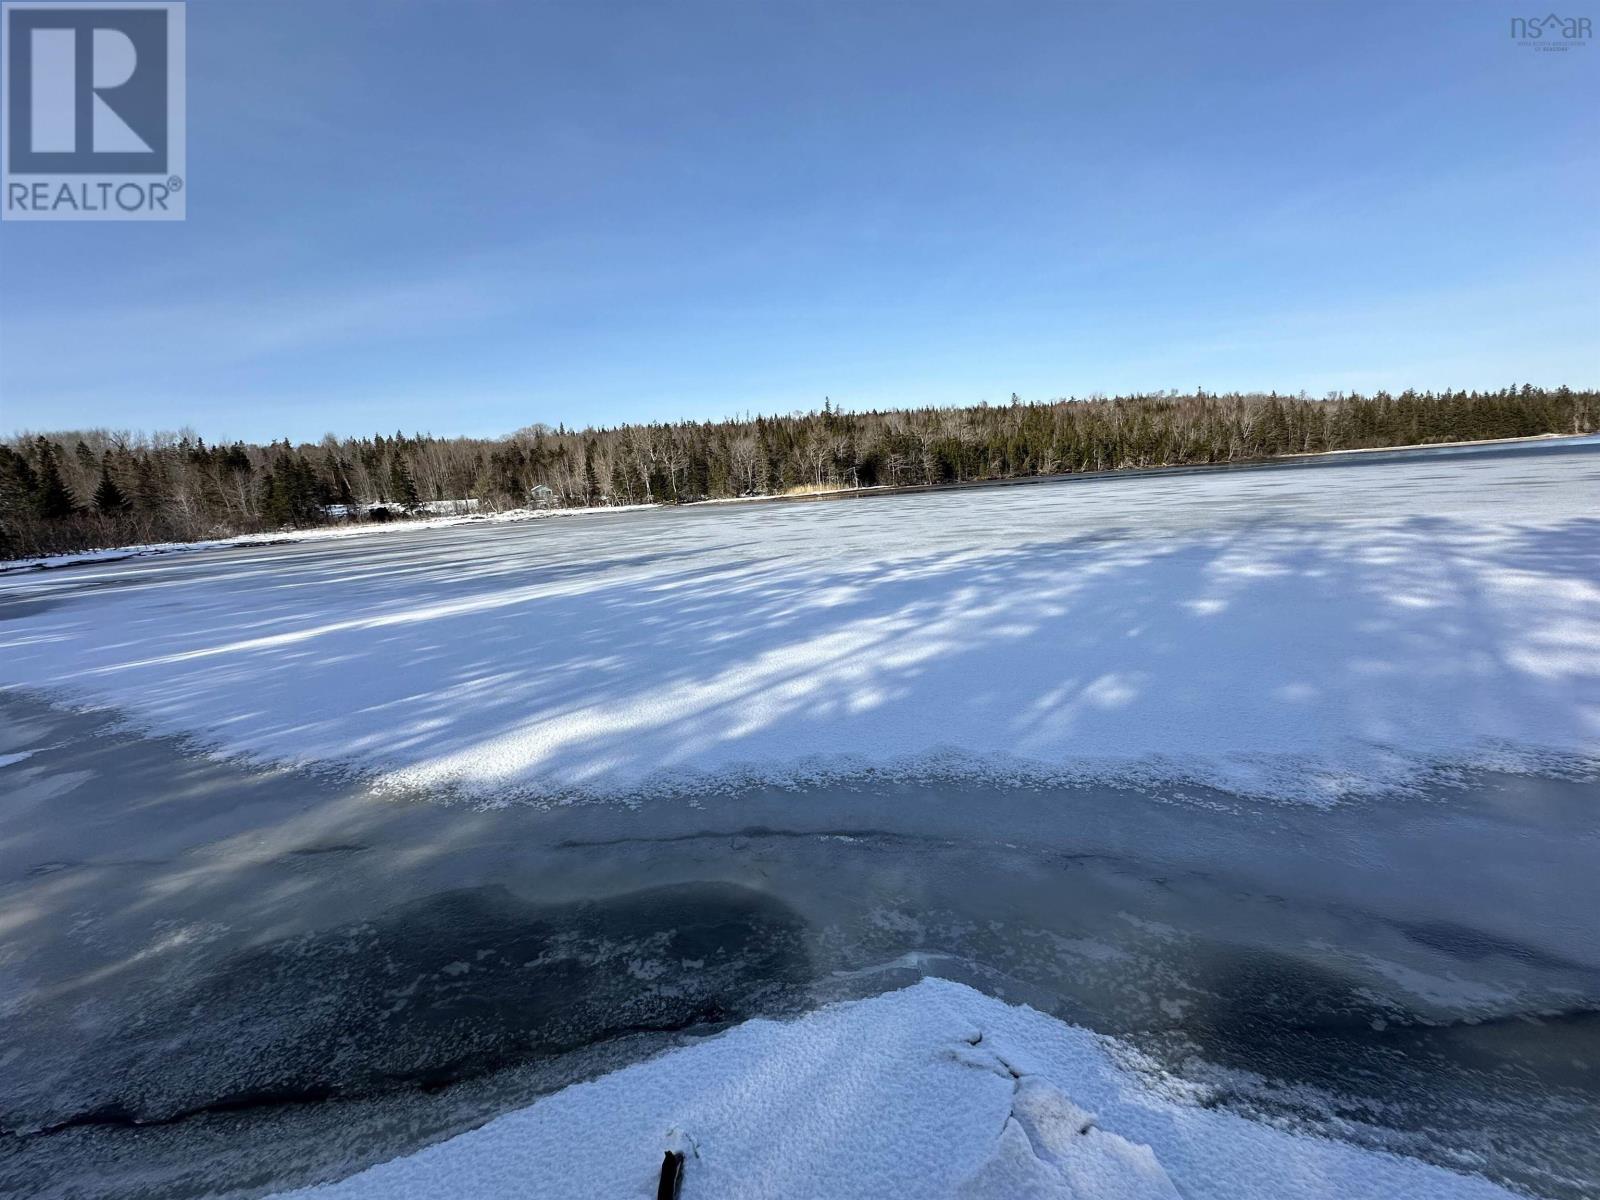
1,386,1593,559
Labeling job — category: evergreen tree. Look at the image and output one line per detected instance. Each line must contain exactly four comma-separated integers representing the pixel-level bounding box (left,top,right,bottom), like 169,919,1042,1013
32,439,75,518
93,465,131,514
583,442,601,505
389,457,420,508
133,455,165,511
0,447,40,555
0,445,39,510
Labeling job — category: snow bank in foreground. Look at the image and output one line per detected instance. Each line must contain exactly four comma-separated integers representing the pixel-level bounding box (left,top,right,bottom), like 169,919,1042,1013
0,503,661,573
280,979,1512,1200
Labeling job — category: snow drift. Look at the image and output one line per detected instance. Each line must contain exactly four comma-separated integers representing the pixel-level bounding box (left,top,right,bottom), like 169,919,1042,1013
278,978,1516,1200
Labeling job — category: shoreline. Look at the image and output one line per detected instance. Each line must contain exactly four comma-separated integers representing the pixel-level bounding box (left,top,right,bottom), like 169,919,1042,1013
4,430,1592,573
702,430,1594,509
0,502,662,574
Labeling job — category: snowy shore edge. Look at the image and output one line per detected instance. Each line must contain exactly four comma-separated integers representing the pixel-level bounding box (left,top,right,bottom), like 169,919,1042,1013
0,502,663,573
278,978,1518,1200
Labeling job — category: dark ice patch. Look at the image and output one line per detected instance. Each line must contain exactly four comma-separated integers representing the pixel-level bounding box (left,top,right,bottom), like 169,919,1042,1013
13,882,809,1130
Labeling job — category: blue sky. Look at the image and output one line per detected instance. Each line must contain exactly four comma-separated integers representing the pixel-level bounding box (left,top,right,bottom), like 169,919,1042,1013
1,0,1596,442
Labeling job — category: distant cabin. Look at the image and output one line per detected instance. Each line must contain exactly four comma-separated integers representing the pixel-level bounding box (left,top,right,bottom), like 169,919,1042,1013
529,484,558,509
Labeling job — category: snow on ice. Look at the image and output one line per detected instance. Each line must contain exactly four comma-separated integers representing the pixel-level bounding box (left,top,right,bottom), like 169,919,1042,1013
0,444,1595,804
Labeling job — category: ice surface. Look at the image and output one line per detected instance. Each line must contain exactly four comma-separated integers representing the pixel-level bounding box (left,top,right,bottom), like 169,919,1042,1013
1,442,1595,804
279,978,1514,1200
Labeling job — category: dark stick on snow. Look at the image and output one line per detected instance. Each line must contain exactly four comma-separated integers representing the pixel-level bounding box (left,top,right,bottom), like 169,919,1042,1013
657,1149,685,1200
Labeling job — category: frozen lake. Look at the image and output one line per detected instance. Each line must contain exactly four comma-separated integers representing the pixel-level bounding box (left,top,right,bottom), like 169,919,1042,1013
1,437,1597,1197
